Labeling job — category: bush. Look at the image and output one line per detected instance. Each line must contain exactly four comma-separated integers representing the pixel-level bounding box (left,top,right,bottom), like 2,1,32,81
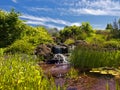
5,40,34,54
64,38,75,45
77,32,88,40
4,26,53,54
86,34,105,45
103,40,120,49
23,27,53,46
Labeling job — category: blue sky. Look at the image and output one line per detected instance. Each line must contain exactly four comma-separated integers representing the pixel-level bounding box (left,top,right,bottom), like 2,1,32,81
0,0,120,30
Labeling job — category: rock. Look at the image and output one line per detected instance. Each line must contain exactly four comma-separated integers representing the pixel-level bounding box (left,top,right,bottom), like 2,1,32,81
46,59,61,64
35,43,69,63
75,40,87,46
34,43,53,60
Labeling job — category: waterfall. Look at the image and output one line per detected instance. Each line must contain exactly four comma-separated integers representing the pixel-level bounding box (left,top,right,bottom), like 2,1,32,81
54,54,69,64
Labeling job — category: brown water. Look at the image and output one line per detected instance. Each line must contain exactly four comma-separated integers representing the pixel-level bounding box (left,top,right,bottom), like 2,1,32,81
39,63,120,90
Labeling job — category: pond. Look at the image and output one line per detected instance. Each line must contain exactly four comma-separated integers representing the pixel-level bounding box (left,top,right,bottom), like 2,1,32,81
39,62,120,90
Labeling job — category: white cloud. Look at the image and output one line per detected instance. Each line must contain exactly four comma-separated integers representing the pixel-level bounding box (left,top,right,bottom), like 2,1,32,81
92,24,105,30
25,20,45,25
30,7,52,12
60,0,120,16
20,14,71,25
20,14,82,30
20,14,71,30
24,0,120,16
12,0,17,3
25,20,64,30
69,8,120,16
70,22,81,26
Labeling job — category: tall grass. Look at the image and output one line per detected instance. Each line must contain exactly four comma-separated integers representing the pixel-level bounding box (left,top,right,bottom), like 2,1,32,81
0,48,4,56
0,54,62,90
70,45,120,69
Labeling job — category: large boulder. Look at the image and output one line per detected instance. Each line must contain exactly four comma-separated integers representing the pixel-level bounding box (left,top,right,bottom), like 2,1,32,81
34,44,53,60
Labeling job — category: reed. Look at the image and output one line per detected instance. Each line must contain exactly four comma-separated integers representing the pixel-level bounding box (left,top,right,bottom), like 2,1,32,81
70,45,120,69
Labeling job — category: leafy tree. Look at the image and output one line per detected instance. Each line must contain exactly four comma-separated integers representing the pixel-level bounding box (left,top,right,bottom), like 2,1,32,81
0,9,53,53
0,9,24,47
80,22,93,34
5,26,53,54
59,22,93,42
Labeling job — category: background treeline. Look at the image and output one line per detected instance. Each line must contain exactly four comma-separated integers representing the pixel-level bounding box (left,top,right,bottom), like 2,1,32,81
0,9,120,54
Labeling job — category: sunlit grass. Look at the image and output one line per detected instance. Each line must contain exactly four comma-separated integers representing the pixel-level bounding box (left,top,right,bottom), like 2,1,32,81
0,54,63,90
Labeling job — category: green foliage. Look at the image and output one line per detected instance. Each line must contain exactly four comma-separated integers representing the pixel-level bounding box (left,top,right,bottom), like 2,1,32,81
64,38,75,45
108,18,120,39
0,48,4,55
0,54,62,90
86,33,105,44
0,9,25,47
81,22,93,35
59,22,93,42
5,26,53,54
66,68,78,79
23,26,53,46
103,40,120,49
5,40,34,54
70,45,120,69
59,25,78,41
77,32,88,40
0,9,53,54
106,23,113,30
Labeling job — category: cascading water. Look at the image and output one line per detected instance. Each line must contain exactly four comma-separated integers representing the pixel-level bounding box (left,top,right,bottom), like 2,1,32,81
54,54,69,64
39,44,71,88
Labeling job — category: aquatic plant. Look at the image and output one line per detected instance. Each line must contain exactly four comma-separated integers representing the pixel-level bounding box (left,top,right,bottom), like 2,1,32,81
70,45,120,69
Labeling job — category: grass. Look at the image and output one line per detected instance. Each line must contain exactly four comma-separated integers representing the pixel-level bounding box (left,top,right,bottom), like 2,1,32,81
0,54,64,90
66,68,78,79
70,45,120,69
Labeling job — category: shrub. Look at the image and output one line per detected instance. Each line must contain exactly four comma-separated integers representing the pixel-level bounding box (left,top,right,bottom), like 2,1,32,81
64,38,75,45
23,27,53,46
103,40,120,49
5,40,34,54
4,27,53,54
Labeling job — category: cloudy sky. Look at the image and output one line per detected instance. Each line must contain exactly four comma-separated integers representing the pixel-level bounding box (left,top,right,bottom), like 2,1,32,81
0,0,120,30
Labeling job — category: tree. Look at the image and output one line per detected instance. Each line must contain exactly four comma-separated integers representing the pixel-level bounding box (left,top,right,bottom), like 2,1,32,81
80,22,93,36
106,23,113,30
113,19,118,30
0,9,24,47
59,22,93,42
111,19,120,38
118,18,120,30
